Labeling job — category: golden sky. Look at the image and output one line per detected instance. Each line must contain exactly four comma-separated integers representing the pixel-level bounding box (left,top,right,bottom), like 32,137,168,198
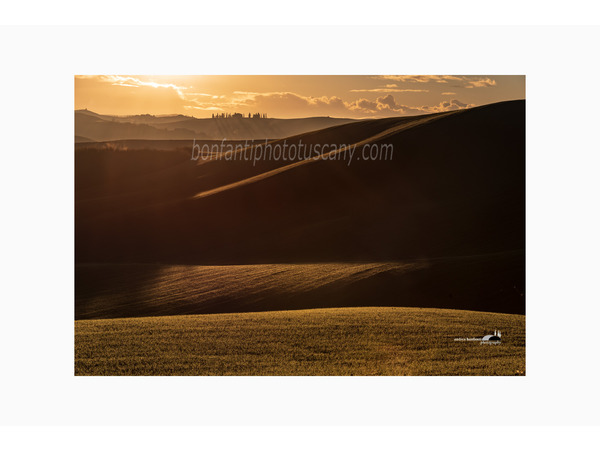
75,75,524,119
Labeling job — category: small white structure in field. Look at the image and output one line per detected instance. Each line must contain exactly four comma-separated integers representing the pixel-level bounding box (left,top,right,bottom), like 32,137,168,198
481,330,502,345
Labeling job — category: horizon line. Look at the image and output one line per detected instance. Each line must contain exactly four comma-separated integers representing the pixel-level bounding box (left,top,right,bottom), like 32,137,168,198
75,98,525,121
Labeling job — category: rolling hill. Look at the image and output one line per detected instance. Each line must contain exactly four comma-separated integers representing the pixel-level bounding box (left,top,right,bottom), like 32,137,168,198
76,100,525,263
75,306,526,376
75,100,525,318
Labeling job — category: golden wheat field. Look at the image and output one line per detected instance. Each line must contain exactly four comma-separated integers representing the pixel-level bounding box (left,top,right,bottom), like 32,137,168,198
75,307,525,376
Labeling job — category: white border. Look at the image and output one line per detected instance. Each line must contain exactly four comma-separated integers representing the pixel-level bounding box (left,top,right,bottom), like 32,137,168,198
3,2,600,26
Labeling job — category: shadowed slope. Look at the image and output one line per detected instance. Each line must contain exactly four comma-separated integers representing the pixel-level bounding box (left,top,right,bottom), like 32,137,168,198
76,100,524,264
76,252,524,320
193,110,455,200
75,101,525,317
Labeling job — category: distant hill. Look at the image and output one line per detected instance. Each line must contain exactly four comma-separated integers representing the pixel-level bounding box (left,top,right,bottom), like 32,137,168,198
75,109,357,141
74,135,96,143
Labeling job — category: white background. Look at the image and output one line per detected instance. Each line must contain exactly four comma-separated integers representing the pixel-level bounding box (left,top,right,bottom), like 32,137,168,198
1,5,600,448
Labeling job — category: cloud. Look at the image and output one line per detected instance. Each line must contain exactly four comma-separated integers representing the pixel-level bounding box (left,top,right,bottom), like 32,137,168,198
184,104,224,111
420,99,474,112
233,90,476,118
377,95,396,109
77,75,219,102
100,76,190,98
348,94,474,115
378,75,464,84
230,91,350,117
349,88,429,93
376,75,497,88
465,77,496,88
354,98,379,111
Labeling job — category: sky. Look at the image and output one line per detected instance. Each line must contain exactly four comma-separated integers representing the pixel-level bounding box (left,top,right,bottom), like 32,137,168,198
75,75,525,119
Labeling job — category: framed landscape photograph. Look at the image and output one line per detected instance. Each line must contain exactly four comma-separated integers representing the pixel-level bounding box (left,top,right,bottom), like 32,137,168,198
74,74,525,376
6,11,600,447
